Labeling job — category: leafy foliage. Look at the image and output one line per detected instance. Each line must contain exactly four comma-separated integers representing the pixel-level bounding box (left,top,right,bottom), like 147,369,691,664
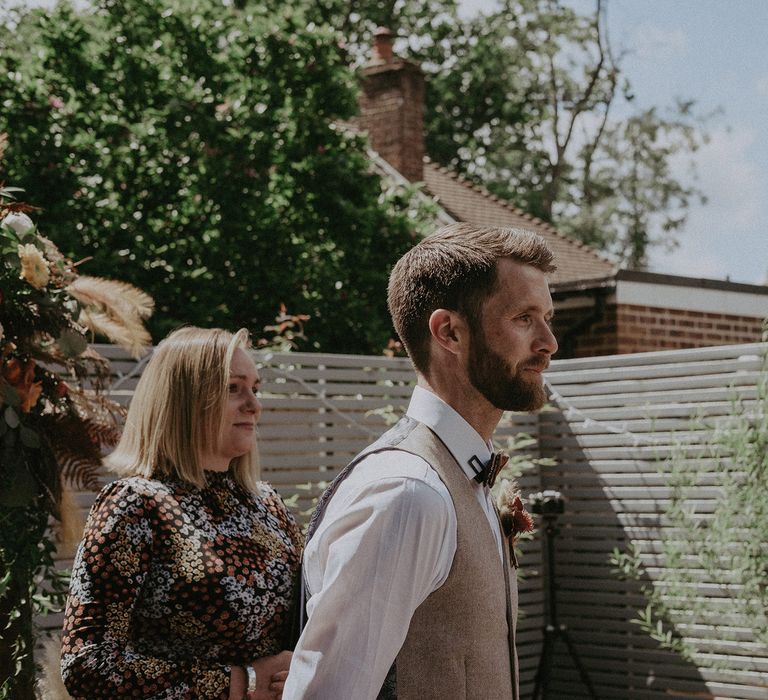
0,178,152,699
0,0,420,353
0,506,68,700
324,0,710,267
611,353,768,666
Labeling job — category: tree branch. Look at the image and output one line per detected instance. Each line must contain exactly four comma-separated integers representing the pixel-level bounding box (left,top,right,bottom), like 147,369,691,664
559,0,606,157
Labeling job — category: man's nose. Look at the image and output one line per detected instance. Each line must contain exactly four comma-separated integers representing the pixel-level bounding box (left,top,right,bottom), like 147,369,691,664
536,321,558,356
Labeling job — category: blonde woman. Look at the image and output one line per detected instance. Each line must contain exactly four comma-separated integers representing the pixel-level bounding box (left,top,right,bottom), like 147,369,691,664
61,327,300,700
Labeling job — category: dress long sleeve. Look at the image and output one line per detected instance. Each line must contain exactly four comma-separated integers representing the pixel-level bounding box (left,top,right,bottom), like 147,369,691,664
61,474,300,699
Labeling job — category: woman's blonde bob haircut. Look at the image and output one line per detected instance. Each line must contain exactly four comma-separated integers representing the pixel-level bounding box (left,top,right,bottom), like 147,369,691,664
107,326,260,492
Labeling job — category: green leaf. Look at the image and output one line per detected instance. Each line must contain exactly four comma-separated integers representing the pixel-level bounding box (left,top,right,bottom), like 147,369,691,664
0,463,36,508
0,569,11,598
0,383,21,408
2,427,17,448
19,231,39,245
56,328,88,358
4,406,19,429
19,427,40,449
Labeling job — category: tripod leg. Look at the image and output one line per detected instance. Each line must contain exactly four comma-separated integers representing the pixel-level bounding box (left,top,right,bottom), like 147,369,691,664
560,627,598,700
531,627,555,700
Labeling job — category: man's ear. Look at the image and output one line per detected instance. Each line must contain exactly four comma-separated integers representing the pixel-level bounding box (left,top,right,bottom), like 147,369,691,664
428,309,468,356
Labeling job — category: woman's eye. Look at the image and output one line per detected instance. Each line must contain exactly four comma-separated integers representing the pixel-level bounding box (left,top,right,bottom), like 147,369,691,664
228,383,239,393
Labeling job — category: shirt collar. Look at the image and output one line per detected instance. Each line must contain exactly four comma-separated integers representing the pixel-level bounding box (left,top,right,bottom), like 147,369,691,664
406,385,493,484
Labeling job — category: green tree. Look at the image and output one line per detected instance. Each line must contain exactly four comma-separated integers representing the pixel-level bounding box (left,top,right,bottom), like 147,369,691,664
326,0,709,267
0,0,420,352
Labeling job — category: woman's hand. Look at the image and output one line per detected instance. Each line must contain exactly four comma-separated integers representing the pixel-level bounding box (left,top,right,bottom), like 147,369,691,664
247,651,292,700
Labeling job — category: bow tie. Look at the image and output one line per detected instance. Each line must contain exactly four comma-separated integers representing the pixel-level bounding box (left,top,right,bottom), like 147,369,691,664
473,451,509,488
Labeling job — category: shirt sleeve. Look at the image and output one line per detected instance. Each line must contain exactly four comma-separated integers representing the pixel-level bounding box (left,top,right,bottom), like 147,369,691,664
283,454,456,700
60,480,231,700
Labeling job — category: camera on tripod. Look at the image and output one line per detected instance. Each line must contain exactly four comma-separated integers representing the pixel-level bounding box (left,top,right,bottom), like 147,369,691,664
529,487,597,699
528,489,565,516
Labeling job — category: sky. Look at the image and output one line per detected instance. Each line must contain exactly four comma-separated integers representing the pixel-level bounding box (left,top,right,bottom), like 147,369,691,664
460,0,768,286
596,0,768,286
6,0,768,286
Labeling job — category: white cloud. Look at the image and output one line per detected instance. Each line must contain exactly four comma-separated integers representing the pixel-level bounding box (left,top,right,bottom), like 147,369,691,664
629,25,689,61
694,127,763,227
650,246,728,280
648,125,768,284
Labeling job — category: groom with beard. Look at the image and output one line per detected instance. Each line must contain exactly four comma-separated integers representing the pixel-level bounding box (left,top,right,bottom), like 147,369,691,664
283,223,558,700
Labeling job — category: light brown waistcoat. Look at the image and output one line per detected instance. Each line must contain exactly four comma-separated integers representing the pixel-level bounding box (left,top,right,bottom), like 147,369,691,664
393,422,519,700
306,416,519,699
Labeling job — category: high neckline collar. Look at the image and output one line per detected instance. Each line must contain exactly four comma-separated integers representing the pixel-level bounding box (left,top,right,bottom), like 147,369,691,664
203,468,233,484
406,386,493,485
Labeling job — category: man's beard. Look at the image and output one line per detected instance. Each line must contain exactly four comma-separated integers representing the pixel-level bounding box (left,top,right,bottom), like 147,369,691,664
467,327,548,412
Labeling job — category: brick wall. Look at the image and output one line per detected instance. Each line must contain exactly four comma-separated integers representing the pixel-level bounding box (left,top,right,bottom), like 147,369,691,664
552,301,764,359
552,303,620,358
616,304,764,354
356,60,425,182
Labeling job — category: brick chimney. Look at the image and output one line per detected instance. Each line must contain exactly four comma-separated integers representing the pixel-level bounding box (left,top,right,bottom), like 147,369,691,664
356,27,425,182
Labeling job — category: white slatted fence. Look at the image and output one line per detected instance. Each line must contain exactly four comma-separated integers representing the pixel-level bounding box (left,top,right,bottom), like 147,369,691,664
538,342,768,700
40,341,768,699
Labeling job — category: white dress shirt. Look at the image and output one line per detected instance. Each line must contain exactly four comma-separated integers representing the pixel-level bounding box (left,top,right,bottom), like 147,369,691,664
283,386,504,700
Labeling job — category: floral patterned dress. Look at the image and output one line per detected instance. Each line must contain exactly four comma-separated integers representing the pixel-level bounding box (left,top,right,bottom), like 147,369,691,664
61,471,302,699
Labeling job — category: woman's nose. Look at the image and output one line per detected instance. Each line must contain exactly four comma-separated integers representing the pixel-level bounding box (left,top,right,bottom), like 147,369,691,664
243,390,260,413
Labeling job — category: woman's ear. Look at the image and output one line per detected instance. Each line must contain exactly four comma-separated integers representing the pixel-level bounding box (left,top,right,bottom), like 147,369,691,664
428,309,468,356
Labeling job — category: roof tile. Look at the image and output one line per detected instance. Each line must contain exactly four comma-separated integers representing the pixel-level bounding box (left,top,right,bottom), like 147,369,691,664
423,160,616,284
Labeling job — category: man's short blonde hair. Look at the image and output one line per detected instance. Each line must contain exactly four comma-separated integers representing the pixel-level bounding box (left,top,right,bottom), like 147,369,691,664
387,223,556,375
107,326,259,492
